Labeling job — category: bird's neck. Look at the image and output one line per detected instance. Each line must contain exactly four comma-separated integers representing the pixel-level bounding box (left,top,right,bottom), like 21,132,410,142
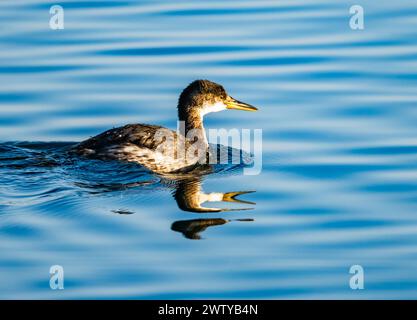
179,108,208,148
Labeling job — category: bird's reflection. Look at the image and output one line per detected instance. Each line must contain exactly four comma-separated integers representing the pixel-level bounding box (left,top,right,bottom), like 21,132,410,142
107,175,256,239
68,155,256,239
168,176,255,239
171,218,254,240
173,177,255,213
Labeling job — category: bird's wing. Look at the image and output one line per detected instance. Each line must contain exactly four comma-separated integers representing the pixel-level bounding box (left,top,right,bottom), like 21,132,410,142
75,124,181,152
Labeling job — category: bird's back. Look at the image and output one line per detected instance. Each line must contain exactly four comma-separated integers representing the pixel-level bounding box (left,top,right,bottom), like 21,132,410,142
73,124,202,173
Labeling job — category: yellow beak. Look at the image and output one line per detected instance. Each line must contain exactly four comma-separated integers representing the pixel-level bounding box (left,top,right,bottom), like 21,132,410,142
226,96,258,112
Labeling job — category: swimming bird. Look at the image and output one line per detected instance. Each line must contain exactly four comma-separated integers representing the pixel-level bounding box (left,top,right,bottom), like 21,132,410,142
74,80,257,174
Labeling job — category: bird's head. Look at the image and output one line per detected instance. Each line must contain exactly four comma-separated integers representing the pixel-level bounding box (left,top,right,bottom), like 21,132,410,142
178,79,257,121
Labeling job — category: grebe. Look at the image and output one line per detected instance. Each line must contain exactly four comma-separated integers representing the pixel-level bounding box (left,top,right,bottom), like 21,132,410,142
74,80,257,173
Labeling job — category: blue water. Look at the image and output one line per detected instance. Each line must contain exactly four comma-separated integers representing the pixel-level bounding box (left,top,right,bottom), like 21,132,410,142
1,0,417,299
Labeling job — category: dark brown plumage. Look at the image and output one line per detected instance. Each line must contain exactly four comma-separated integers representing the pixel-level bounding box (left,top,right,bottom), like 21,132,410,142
73,124,198,173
